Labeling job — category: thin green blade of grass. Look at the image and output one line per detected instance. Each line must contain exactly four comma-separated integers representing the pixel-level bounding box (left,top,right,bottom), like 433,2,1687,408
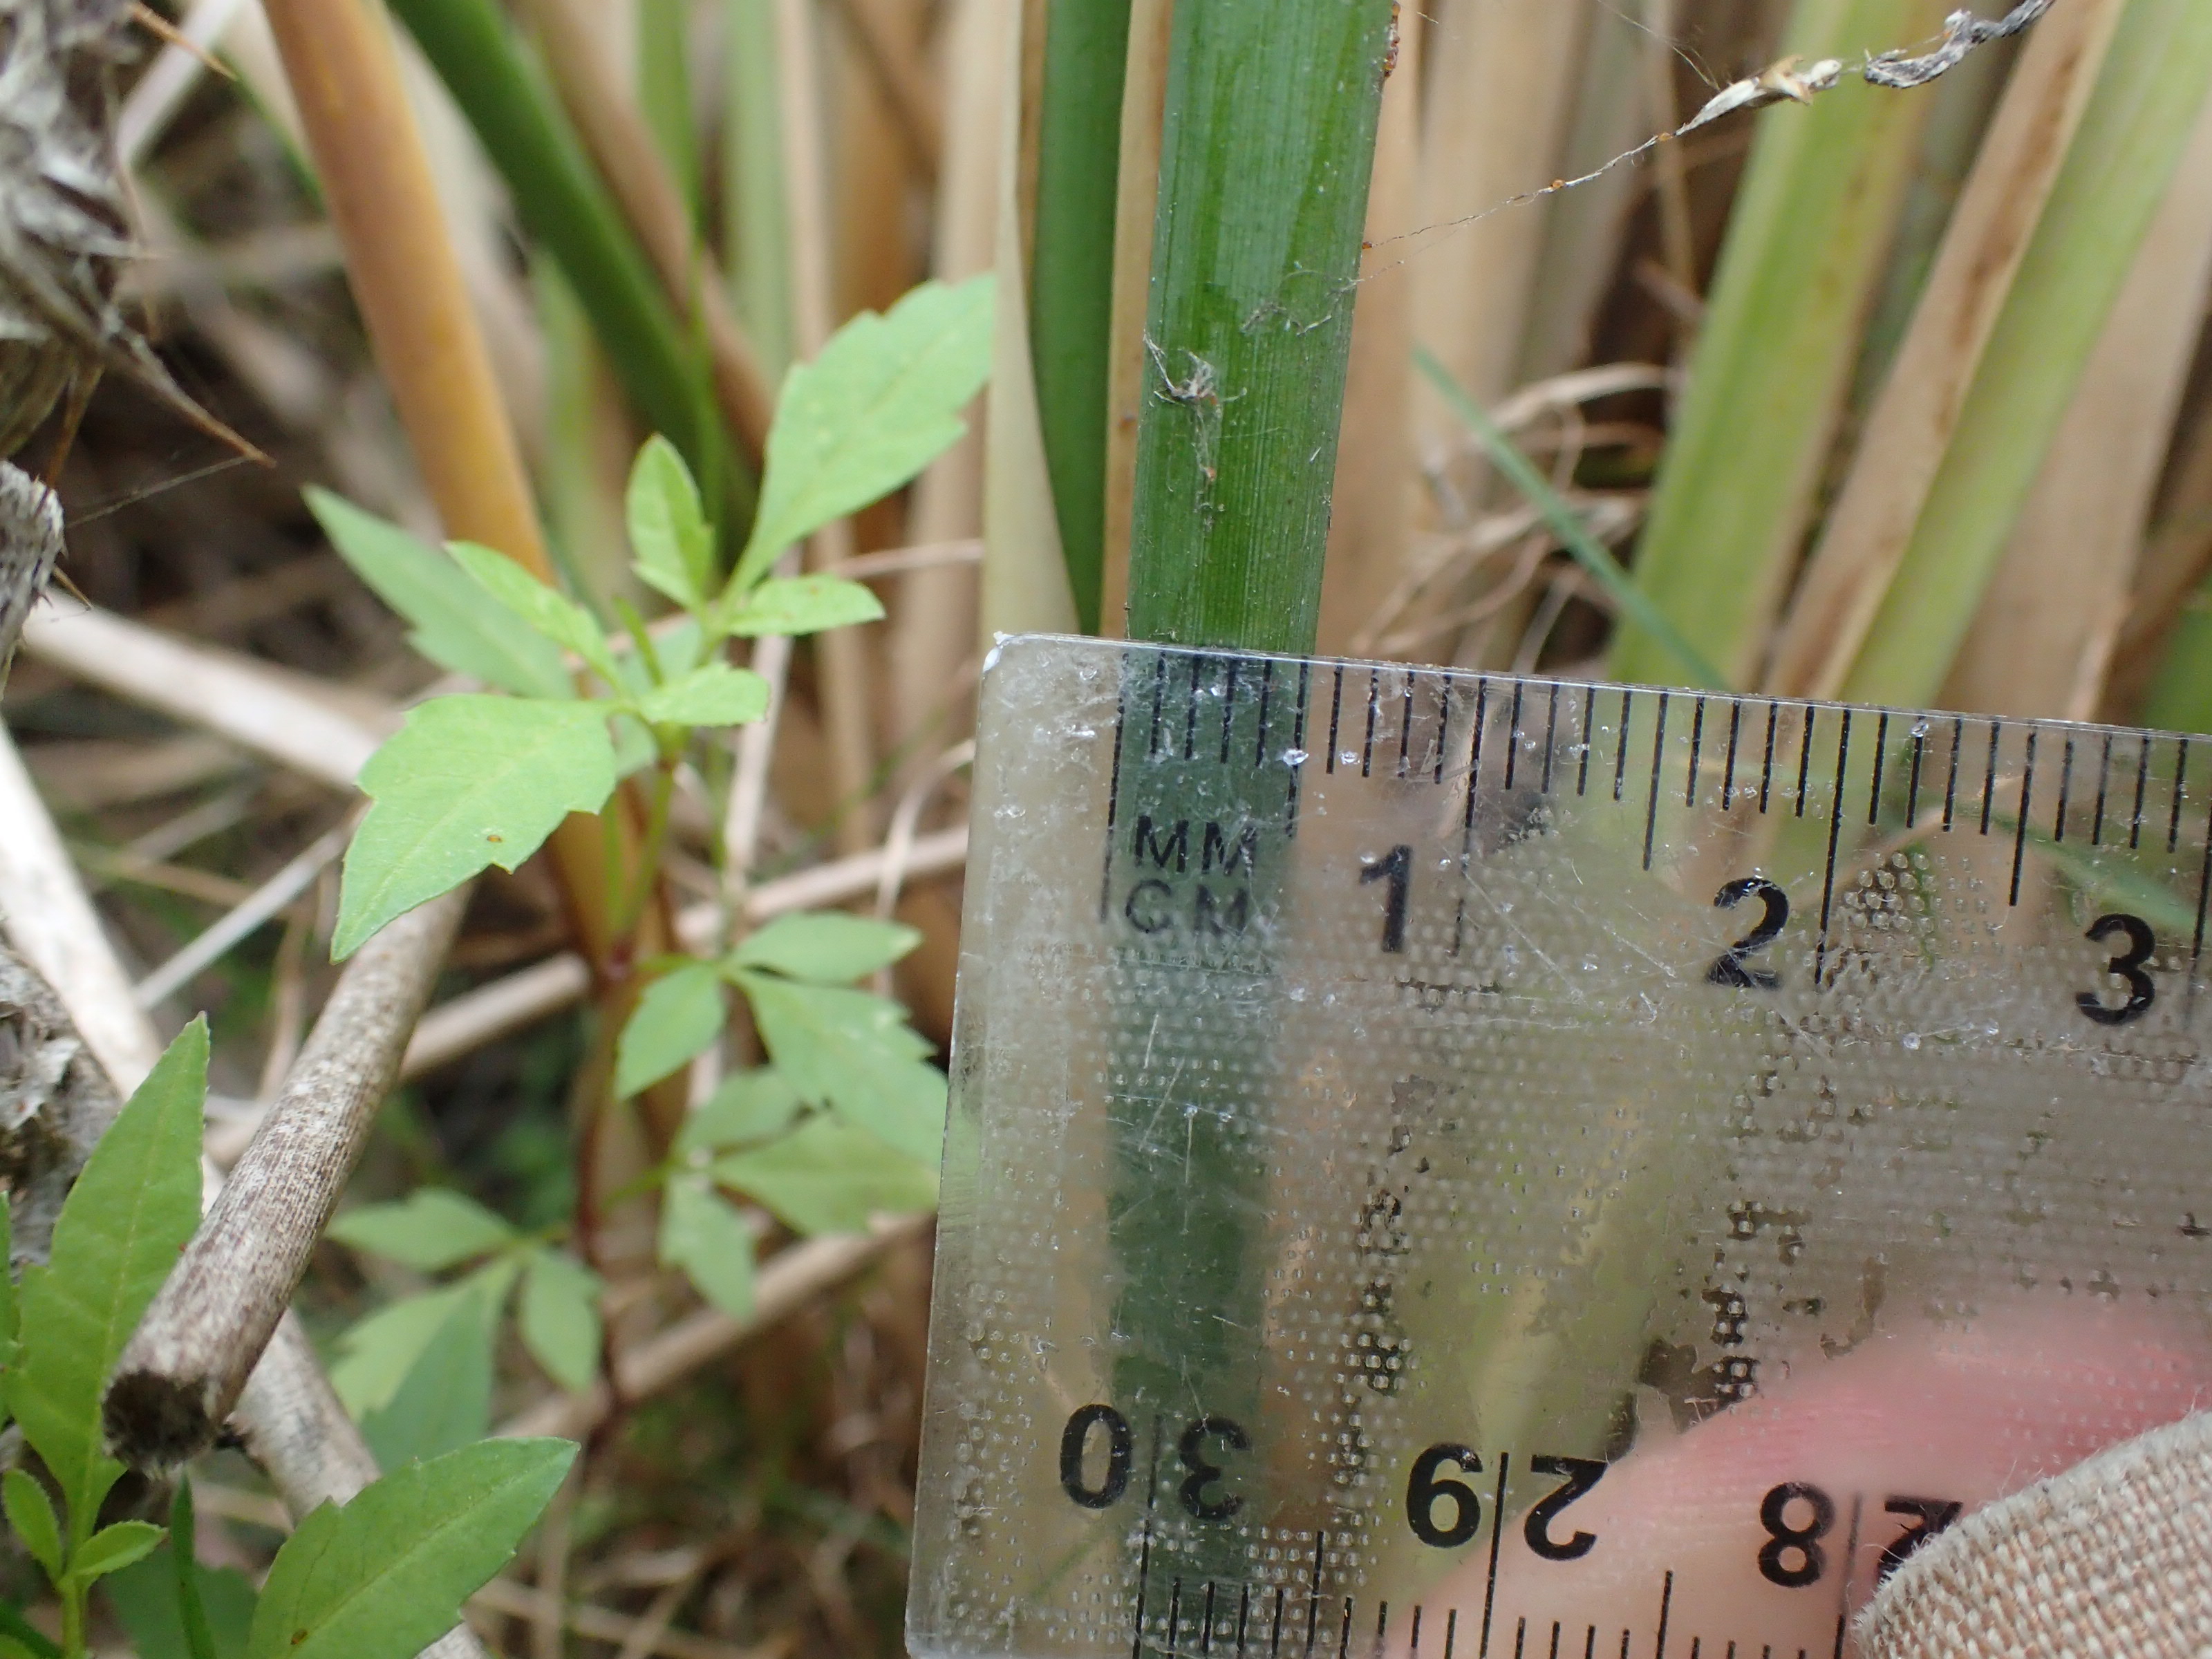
1030,0,1133,637
723,0,796,382
1841,0,2212,709
1123,0,1396,655
1606,0,1947,692
1415,346,1727,691
388,0,753,528
637,0,702,224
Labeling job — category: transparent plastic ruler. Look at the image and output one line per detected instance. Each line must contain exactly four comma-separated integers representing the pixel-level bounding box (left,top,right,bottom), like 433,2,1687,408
909,637,2212,1659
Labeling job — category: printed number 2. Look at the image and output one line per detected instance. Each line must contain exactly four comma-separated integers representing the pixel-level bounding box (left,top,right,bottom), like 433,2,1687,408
1707,878,1788,989
1362,845,1412,955
2077,913,2157,1026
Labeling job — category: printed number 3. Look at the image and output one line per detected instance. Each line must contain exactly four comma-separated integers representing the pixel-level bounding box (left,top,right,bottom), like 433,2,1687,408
2077,913,2156,1026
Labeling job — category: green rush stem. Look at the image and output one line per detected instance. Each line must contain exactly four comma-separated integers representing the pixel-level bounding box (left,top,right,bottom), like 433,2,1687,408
1123,0,1396,654
1031,0,1134,635
1108,0,1394,1620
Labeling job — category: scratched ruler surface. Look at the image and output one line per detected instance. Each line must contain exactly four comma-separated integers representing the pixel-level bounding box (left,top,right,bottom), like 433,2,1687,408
909,637,2212,1659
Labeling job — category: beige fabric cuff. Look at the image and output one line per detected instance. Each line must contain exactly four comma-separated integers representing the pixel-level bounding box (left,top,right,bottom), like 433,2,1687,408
1857,1410,2212,1657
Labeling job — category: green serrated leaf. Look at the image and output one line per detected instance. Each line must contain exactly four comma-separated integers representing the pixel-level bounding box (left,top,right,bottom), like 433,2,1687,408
326,1190,518,1272
731,276,994,592
658,1176,756,1320
676,1069,804,1156
626,437,715,612
328,1261,520,1419
637,663,771,729
357,1291,495,1472
722,575,884,639
517,1250,601,1393
12,1022,205,1550
307,491,572,700
448,543,623,688
336,695,617,959
4,1470,61,1580
245,1438,576,1659
737,975,947,1164
713,1115,937,1236
615,962,727,1098
66,1521,164,1587
730,913,920,984
104,1544,256,1659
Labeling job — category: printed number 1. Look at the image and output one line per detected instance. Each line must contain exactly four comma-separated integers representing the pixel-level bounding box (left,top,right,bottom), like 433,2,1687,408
1363,845,1412,955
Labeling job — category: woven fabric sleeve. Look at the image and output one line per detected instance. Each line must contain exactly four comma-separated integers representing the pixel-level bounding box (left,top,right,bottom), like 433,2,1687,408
1856,1410,2212,1657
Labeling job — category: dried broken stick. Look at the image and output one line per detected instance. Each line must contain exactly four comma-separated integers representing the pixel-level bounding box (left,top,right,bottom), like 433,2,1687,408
103,886,469,1470
0,939,485,1659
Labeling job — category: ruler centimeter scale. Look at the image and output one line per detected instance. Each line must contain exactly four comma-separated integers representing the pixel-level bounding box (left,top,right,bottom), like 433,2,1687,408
909,637,2212,1659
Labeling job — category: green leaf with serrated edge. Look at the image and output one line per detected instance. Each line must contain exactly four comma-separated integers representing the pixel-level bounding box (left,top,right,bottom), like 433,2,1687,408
447,543,623,688
737,975,946,1163
517,1250,601,1393
335,695,617,959
358,1292,494,1471
66,1521,163,1587
245,1438,576,1659
12,1021,205,1550
615,962,726,1098
729,913,919,984
626,436,715,612
4,1470,60,1580
105,1545,256,1659
658,1176,755,1320
676,1070,804,1156
326,1190,517,1272
637,663,770,729
731,277,994,593
328,1259,521,1419
722,575,884,639
713,1115,936,1236
307,491,572,700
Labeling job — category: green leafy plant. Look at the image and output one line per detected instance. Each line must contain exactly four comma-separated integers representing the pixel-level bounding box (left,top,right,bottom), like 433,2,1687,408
316,274,994,962
0,1024,576,1659
312,276,985,1379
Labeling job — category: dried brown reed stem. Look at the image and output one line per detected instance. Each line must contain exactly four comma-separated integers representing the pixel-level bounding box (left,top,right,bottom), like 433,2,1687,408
518,0,777,456
104,888,469,1471
260,0,631,967
774,0,874,854
825,0,942,177
1764,0,2126,701
1945,91,2212,721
